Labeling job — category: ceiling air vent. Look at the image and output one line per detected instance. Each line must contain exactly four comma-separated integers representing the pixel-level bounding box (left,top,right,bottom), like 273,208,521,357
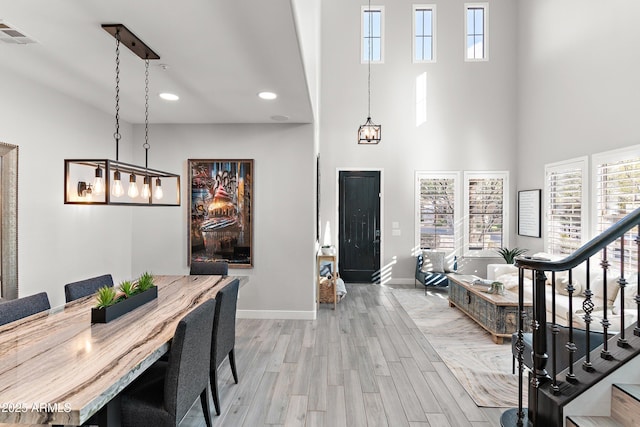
0,21,36,44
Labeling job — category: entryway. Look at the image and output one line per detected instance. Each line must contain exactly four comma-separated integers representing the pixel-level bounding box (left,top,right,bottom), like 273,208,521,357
338,170,381,283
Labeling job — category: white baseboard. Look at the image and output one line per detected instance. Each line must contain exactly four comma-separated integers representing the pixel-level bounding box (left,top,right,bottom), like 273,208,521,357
237,309,316,320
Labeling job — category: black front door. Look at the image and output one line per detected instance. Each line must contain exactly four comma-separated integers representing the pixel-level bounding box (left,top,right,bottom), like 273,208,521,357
338,171,381,283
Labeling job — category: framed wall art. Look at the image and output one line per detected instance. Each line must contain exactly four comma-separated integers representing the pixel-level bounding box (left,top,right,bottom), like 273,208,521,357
189,159,253,268
518,189,541,238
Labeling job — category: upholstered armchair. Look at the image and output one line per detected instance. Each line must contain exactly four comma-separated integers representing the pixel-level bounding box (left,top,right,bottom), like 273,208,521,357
415,251,450,292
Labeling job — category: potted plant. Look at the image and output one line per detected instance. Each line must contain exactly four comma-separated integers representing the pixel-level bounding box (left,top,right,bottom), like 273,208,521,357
495,247,528,264
136,272,155,292
95,286,117,309
91,272,158,323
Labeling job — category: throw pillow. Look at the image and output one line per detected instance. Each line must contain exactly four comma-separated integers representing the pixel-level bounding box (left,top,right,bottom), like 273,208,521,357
420,250,446,273
554,276,584,297
495,273,525,290
591,275,623,304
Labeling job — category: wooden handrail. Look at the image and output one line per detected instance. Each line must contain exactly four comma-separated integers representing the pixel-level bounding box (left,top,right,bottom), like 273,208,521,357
515,206,640,272
503,206,640,427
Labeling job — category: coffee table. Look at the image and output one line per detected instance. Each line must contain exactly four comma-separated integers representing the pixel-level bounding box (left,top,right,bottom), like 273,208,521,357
447,274,532,344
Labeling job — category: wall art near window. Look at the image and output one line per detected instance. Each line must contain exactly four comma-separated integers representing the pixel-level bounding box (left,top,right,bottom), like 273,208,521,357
189,159,253,268
518,189,541,238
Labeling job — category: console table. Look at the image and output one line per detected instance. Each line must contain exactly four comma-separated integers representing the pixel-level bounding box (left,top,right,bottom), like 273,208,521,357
317,254,337,310
447,274,532,344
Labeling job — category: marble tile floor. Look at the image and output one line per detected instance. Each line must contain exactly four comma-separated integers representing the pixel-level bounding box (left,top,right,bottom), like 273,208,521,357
181,283,507,427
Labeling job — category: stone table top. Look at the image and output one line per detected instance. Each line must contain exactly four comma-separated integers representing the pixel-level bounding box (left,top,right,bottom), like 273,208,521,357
0,275,241,425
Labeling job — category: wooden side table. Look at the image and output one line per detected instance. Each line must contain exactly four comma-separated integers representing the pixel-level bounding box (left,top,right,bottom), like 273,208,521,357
317,254,337,310
447,274,533,344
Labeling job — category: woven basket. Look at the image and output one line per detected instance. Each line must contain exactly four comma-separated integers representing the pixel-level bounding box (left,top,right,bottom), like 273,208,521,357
318,277,336,303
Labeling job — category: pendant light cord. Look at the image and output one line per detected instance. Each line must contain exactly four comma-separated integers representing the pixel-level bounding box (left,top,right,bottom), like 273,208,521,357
114,29,121,161
367,0,372,119
144,58,150,170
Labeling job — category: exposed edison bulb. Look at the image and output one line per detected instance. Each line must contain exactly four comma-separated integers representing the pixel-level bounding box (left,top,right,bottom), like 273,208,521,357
154,178,164,200
141,176,151,199
93,167,104,195
128,174,139,198
112,170,124,197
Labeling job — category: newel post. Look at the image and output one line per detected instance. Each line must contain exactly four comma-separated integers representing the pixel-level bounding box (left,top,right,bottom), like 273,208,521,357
529,268,550,425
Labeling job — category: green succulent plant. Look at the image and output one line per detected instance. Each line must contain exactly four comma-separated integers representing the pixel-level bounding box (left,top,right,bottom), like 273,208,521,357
118,280,136,298
136,272,155,292
495,247,528,264
95,286,117,309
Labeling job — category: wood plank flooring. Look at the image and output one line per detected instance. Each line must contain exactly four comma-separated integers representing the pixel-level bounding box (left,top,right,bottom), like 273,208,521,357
182,283,504,426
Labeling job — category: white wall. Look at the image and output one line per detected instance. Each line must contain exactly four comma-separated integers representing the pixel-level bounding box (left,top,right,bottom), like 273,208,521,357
515,0,640,253
0,67,317,317
320,0,518,281
130,123,317,318
0,69,135,308
292,0,321,124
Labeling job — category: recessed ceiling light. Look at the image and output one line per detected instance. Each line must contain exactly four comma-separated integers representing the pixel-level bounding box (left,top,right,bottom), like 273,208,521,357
159,92,179,101
271,115,289,122
258,91,277,100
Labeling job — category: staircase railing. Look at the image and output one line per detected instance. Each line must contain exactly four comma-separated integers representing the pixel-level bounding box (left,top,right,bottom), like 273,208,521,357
502,207,640,427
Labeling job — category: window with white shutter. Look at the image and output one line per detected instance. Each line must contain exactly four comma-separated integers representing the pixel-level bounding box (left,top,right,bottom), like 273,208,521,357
545,157,588,256
593,146,640,276
415,172,459,251
464,172,508,256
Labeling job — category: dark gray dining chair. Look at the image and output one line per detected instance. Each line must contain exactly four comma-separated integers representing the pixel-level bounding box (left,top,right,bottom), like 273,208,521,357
210,279,239,415
64,274,114,303
190,261,229,276
0,292,51,326
121,299,216,427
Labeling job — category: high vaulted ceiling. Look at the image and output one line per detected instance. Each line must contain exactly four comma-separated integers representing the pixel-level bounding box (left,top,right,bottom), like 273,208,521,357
0,0,313,124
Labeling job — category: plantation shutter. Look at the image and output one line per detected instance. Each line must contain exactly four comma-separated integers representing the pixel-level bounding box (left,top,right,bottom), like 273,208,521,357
418,177,455,250
596,156,640,275
546,167,583,255
467,176,504,251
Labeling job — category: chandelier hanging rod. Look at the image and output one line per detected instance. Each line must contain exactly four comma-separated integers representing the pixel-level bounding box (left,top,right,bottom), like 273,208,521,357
68,160,179,179
102,24,160,60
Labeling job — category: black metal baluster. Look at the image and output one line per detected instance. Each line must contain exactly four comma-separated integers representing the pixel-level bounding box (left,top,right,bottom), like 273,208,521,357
618,234,629,348
566,269,577,382
583,258,595,372
601,248,612,360
516,267,526,426
635,229,640,338
550,271,560,394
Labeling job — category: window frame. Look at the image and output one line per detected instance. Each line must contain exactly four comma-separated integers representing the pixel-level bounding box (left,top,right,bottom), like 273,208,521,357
544,156,589,255
413,4,437,63
361,5,385,64
463,171,509,257
464,2,488,62
415,171,461,255
591,144,640,275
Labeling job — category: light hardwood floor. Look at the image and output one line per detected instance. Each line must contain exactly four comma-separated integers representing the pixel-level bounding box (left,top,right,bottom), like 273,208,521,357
183,283,506,426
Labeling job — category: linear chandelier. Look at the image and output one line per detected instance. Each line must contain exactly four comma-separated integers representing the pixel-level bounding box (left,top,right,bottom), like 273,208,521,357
64,24,180,206
358,0,381,144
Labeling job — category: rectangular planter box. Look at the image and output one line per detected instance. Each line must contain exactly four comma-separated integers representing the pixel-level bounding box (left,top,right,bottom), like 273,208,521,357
91,286,158,323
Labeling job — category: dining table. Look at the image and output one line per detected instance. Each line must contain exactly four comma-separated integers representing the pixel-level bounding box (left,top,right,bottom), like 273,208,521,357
0,274,244,426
